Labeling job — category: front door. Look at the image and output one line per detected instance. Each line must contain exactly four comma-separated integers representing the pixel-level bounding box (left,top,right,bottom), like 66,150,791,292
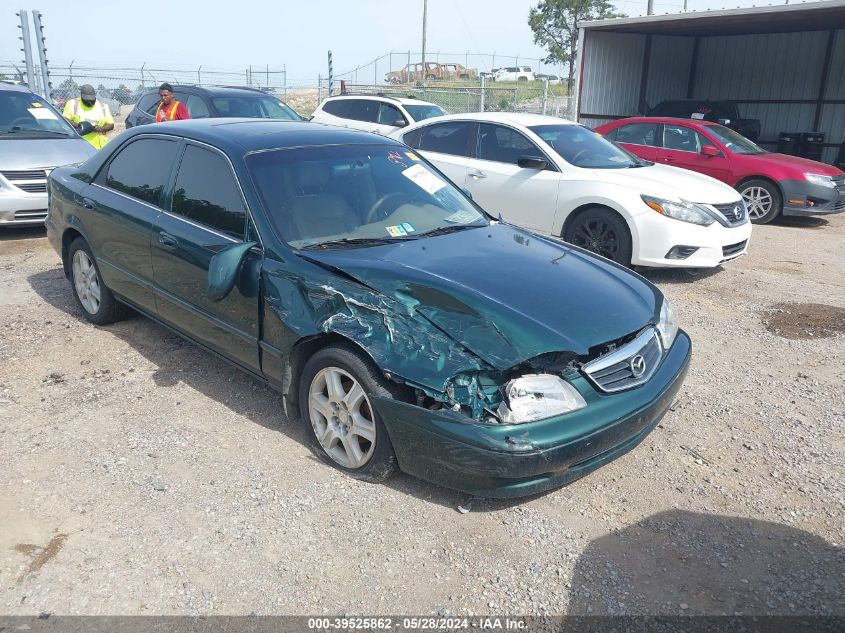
661,123,733,184
151,143,261,372
409,120,475,189
608,121,662,163
463,123,560,233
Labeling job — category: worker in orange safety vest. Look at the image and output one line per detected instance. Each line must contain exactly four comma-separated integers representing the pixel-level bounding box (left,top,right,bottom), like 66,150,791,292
155,83,190,122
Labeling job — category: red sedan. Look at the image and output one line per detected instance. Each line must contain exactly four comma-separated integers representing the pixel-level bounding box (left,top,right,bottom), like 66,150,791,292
596,117,845,224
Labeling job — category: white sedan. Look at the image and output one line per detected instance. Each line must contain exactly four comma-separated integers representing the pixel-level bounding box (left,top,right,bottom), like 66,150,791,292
392,113,752,268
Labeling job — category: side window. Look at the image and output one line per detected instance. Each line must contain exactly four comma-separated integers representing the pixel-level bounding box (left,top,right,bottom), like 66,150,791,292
664,124,703,152
477,123,540,165
138,93,160,115
171,145,246,239
322,100,347,117
418,121,473,157
345,99,378,123
186,94,210,119
377,102,404,126
401,128,423,149
614,123,659,147
103,138,179,206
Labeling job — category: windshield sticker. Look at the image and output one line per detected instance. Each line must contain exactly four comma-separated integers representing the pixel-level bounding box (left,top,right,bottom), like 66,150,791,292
400,222,415,233
386,224,408,237
444,209,481,224
691,112,705,120
405,151,420,161
31,102,43,107
402,163,445,195
27,107,58,120
387,150,408,167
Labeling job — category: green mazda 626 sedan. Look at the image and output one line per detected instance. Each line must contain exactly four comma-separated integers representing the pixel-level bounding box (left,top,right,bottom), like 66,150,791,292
46,119,691,498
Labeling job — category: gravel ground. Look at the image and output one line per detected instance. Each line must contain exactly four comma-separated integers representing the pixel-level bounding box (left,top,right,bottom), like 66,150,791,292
0,215,843,617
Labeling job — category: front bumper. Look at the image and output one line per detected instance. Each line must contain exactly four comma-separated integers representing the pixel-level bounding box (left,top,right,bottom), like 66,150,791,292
374,330,692,498
630,210,752,268
780,178,845,217
0,191,48,226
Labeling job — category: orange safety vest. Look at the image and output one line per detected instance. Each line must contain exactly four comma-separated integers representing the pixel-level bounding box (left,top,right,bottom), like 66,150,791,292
155,100,183,122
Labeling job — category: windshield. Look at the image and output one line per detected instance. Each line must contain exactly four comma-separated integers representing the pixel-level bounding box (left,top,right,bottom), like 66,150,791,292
211,96,302,120
529,124,643,169
247,144,488,249
0,91,77,137
403,104,447,122
704,124,766,155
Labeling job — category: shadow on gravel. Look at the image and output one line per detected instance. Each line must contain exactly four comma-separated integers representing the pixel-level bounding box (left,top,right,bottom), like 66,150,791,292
639,266,725,286
568,510,844,616
0,226,46,241
26,269,476,507
773,216,830,229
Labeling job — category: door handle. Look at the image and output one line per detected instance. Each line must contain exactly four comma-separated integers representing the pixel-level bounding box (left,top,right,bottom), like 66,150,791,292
157,232,178,251
82,197,95,210
468,170,487,179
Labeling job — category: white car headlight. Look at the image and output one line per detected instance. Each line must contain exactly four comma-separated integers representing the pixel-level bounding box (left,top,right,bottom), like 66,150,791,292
657,298,678,350
804,173,835,188
497,374,586,424
642,195,715,226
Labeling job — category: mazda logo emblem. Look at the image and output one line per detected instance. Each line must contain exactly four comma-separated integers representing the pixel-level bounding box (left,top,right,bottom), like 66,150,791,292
630,355,646,378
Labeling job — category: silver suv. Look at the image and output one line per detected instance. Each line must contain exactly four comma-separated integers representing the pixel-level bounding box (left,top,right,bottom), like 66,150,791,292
310,94,446,136
1,83,96,227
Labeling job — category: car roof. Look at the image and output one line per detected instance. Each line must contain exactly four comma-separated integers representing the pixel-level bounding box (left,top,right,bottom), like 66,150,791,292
139,85,271,97
121,118,399,153
0,83,37,94
603,116,720,127
324,94,437,106
405,112,575,128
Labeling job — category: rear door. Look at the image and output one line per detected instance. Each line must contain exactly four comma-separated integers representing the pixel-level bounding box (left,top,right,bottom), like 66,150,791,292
661,123,733,183
463,122,560,233
404,120,475,188
88,136,180,313
151,142,261,372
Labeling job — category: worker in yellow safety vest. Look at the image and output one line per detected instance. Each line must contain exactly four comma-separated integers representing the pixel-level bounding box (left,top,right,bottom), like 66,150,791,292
155,83,190,122
62,84,114,149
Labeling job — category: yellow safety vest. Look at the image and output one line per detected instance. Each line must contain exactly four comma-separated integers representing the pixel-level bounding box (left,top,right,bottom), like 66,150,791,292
155,100,183,122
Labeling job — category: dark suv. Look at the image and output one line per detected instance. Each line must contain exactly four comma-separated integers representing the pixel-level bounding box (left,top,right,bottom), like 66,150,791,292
125,85,302,128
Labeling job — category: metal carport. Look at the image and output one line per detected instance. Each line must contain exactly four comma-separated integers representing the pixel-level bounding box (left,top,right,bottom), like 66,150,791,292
574,0,845,164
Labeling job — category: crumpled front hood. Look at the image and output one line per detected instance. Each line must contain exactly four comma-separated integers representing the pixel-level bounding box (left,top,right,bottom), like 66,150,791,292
0,137,96,171
596,163,739,204
303,224,661,370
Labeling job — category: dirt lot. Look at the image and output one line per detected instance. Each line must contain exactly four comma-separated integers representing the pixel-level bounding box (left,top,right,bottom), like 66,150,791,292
0,215,843,617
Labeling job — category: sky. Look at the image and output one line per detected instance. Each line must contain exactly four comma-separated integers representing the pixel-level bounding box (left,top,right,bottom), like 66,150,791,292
0,0,798,85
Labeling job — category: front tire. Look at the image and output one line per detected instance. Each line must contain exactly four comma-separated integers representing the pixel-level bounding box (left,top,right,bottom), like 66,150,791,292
564,207,633,267
739,179,782,224
68,237,128,325
298,345,399,483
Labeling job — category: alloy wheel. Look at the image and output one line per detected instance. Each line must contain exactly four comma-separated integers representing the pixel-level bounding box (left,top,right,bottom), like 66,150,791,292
741,186,773,220
571,218,620,260
72,250,101,315
308,367,377,469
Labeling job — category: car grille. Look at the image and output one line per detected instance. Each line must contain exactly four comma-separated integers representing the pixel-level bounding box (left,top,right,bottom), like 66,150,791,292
582,328,663,393
1,169,48,194
14,209,48,221
832,175,845,190
834,199,845,211
722,240,748,258
712,201,746,225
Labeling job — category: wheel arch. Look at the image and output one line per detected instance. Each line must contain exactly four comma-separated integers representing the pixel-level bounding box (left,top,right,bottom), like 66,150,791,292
61,227,86,279
734,175,784,199
561,203,634,244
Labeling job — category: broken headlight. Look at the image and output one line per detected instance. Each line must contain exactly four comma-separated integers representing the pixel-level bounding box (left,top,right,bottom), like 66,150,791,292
657,297,678,350
497,374,586,424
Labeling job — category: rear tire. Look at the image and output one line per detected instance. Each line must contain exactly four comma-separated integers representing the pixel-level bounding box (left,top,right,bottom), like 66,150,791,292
564,207,633,267
68,237,128,325
298,345,399,483
738,179,782,224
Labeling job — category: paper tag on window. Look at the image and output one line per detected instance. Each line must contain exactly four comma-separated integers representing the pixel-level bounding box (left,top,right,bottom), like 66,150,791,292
386,225,408,237
690,112,705,120
28,107,58,120
402,163,445,195
444,209,481,223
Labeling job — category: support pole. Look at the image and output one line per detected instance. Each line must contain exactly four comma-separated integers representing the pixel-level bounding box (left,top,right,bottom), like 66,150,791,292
17,10,36,92
32,11,51,99
421,0,427,81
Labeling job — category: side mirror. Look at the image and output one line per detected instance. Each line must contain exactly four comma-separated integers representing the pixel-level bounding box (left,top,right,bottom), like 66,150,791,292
207,241,257,302
393,119,408,128
701,145,721,157
517,156,548,170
